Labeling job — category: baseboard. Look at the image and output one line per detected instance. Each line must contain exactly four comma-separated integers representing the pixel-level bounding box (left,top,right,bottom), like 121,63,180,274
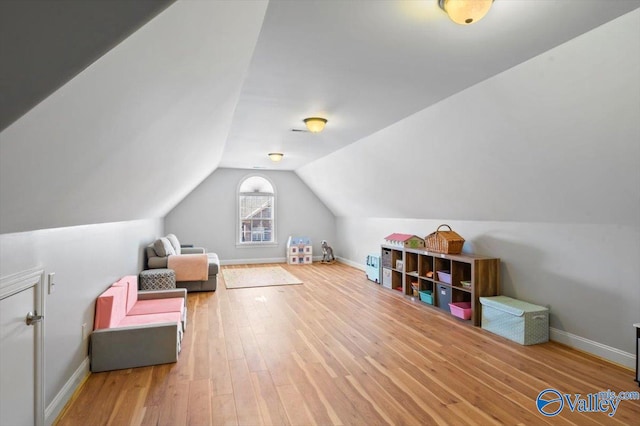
337,256,365,271
550,327,635,369
45,356,90,426
221,256,329,265
220,257,287,265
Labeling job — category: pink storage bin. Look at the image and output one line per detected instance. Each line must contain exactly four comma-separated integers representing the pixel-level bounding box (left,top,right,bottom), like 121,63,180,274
449,302,472,320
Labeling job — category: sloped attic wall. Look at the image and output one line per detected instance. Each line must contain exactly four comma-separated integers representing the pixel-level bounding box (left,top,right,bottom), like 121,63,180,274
297,10,640,362
0,1,267,234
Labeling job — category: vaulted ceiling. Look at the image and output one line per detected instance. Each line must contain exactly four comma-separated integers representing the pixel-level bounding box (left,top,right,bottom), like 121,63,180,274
1,0,639,233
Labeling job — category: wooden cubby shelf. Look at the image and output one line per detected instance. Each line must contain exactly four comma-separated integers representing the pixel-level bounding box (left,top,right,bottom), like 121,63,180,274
381,244,500,326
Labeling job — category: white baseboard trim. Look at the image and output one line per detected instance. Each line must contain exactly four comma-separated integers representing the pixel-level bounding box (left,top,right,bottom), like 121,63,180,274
337,256,365,271
220,257,286,265
221,255,329,266
45,356,90,426
550,327,635,369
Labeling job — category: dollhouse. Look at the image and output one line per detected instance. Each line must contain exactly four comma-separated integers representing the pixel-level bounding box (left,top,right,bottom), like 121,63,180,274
383,233,425,249
287,236,313,264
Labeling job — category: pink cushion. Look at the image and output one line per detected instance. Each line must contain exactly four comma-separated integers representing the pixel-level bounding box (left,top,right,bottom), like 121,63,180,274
94,285,128,330
111,278,126,288
124,276,139,311
113,275,138,313
118,312,182,327
127,298,184,316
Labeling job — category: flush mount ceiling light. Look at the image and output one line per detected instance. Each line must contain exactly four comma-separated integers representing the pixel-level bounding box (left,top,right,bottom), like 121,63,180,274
268,152,284,162
439,0,493,25
303,117,327,133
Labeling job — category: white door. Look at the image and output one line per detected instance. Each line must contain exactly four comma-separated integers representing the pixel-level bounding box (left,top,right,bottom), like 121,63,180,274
0,269,44,426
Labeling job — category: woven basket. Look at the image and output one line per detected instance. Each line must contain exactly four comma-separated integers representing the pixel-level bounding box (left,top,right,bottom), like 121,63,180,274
425,224,465,254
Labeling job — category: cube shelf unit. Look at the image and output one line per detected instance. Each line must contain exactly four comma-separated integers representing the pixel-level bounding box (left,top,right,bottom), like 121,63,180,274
381,244,500,326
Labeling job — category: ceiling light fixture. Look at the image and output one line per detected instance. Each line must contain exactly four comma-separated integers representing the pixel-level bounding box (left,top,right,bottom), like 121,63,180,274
438,0,493,25
303,117,327,133
268,152,284,162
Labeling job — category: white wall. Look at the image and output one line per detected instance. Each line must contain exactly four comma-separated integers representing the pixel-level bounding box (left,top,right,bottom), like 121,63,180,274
0,218,162,422
165,168,336,263
297,10,640,362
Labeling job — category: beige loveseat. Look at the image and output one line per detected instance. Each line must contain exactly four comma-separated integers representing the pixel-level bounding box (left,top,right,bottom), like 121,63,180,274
146,234,219,292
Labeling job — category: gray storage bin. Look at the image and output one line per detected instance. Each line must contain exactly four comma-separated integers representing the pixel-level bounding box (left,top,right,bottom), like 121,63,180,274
382,248,392,268
436,284,451,313
480,296,549,345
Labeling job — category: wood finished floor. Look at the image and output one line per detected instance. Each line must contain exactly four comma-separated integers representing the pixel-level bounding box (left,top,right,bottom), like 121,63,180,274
55,263,639,425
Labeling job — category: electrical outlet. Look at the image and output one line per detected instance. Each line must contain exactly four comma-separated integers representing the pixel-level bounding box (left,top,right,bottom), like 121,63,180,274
48,272,56,294
81,323,87,341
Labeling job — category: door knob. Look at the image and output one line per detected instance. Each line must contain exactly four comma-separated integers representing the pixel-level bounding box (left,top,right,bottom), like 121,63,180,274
26,311,44,326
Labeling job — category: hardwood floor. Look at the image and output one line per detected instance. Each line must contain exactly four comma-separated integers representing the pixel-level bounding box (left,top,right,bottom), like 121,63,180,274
55,263,639,425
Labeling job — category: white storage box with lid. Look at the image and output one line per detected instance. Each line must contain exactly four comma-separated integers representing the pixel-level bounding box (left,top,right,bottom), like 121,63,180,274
479,296,549,345
382,268,392,289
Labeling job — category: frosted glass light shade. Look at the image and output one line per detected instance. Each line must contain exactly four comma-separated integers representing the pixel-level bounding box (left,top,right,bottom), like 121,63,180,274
439,0,493,25
268,152,284,162
303,117,327,133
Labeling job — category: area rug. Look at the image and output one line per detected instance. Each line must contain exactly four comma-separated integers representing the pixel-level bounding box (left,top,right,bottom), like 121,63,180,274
222,266,303,289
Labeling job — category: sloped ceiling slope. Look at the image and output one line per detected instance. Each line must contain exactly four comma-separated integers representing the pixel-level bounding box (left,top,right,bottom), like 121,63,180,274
0,1,267,234
0,0,175,132
220,0,640,171
296,9,640,227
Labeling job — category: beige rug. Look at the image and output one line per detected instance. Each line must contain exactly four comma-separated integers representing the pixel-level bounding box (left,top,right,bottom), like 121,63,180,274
222,266,303,289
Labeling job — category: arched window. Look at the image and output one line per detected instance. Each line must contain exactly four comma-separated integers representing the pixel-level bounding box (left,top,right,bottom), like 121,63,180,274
237,175,276,244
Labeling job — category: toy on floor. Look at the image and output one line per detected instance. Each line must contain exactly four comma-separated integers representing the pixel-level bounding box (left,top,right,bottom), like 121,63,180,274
366,254,381,283
321,240,336,264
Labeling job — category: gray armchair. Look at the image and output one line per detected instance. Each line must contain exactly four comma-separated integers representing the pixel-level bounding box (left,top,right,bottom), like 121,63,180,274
146,234,219,292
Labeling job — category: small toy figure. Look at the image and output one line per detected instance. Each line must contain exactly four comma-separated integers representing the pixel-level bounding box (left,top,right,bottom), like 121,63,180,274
321,240,335,264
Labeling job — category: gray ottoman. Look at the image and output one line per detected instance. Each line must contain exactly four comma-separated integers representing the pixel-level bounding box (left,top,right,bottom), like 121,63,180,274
139,269,176,290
